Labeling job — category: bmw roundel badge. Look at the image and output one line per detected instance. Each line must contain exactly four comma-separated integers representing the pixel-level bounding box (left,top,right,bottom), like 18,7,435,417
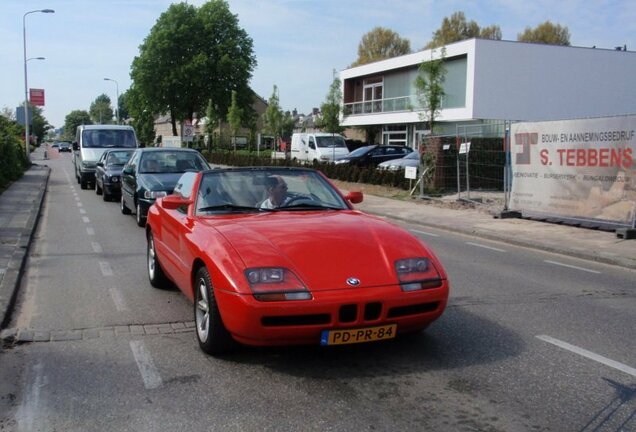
346,278,360,286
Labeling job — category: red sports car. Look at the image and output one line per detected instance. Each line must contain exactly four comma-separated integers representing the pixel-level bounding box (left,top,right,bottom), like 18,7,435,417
146,167,449,355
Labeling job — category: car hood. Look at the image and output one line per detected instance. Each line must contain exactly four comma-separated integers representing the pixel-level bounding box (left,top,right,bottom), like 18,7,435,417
79,148,108,163
105,166,125,175
138,173,183,192
205,211,441,291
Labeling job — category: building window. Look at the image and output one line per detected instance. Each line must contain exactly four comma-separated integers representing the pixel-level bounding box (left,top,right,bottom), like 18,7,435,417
382,125,407,146
363,77,383,113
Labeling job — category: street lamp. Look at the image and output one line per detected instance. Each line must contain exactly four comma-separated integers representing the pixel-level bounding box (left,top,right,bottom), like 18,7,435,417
23,8,54,161
103,78,120,124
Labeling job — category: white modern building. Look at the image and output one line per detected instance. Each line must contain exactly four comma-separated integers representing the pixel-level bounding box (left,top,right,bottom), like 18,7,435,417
340,38,636,147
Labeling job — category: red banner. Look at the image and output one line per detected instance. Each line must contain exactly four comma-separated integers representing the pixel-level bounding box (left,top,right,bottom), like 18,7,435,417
29,88,45,106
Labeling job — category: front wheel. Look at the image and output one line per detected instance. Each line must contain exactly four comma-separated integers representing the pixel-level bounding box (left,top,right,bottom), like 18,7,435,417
147,231,169,289
120,194,131,215
136,203,146,227
194,267,235,355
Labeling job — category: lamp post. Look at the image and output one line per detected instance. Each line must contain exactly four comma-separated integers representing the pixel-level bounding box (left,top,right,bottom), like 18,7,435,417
23,8,54,161
103,78,120,124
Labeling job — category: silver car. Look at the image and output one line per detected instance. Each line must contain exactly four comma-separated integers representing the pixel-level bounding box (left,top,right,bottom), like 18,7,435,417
376,151,420,171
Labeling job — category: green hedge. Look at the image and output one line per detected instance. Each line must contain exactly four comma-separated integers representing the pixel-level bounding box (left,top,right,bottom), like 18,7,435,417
0,117,28,191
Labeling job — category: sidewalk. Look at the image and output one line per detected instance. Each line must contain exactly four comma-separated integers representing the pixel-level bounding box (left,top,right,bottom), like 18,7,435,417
0,147,50,329
1,150,635,331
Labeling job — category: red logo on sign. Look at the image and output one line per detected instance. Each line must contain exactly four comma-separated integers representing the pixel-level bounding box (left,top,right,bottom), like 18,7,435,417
30,89,45,106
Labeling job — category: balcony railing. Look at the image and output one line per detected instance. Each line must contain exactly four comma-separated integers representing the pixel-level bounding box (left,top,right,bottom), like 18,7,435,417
343,95,419,116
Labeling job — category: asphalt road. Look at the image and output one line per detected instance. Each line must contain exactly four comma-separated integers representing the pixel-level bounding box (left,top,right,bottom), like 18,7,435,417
0,154,634,431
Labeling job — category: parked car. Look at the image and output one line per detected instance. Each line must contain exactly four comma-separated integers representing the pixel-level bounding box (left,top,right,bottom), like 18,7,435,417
57,142,72,152
290,132,349,163
377,151,421,171
95,150,134,201
146,166,450,355
51,142,59,149
334,145,414,167
121,147,209,227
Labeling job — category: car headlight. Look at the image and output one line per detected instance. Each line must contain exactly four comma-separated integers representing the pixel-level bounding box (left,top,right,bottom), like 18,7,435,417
334,159,349,165
111,176,119,183
144,191,168,199
395,257,443,291
245,267,311,301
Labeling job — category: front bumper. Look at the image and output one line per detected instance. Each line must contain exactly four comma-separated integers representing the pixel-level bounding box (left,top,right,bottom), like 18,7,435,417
216,282,449,347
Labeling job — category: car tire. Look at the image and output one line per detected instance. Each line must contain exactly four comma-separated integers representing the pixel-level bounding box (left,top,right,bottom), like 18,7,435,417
120,194,131,215
136,203,146,227
80,177,89,190
147,231,169,289
194,266,235,355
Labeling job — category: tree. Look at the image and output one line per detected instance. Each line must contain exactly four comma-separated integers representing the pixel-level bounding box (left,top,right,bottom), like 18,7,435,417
130,1,256,136
425,11,501,49
227,90,243,151
89,94,114,124
316,70,344,134
352,27,411,67
517,21,570,46
118,92,130,123
63,110,92,141
1,107,15,120
30,105,52,144
262,85,284,152
415,48,447,192
0,116,28,188
124,85,155,146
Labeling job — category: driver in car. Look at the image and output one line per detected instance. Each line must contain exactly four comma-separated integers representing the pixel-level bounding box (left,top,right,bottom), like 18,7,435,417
260,175,293,209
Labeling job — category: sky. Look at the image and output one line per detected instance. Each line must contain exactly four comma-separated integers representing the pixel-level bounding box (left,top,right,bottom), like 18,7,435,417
1,0,635,129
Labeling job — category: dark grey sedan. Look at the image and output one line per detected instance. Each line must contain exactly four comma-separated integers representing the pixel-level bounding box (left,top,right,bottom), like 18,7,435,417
120,147,209,227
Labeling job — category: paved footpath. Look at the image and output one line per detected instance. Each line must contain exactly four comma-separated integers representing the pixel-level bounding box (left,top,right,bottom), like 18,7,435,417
1,147,635,335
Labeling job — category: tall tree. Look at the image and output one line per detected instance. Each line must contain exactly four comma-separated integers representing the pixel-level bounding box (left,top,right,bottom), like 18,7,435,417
351,27,411,67
262,85,284,152
426,11,501,49
316,70,344,134
63,110,92,141
89,94,114,124
227,90,243,151
517,21,570,46
130,1,256,136
124,85,155,146
30,105,52,144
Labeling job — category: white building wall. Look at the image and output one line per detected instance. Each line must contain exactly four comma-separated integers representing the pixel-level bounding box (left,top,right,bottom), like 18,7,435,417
472,39,636,121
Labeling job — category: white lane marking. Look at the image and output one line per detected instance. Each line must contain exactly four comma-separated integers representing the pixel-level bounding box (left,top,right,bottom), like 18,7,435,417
86,227,95,236
76,202,82,208
16,361,44,431
130,341,163,390
109,288,128,312
544,260,601,274
79,208,86,215
411,229,440,237
82,216,90,223
74,196,80,201
99,261,113,277
91,242,102,253
537,335,636,377
466,242,505,252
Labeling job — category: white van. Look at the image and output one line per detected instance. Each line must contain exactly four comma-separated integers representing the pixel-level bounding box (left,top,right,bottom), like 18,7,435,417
73,125,138,189
290,132,349,163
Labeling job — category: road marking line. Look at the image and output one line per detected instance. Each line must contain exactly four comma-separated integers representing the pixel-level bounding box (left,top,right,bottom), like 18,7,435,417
79,208,86,214
537,335,636,377
86,227,95,236
82,216,90,223
411,229,440,237
99,261,113,277
16,360,44,431
91,242,102,253
130,340,163,390
466,242,505,252
74,196,80,201
544,260,601,274
109,288,128,312
76,202,82,207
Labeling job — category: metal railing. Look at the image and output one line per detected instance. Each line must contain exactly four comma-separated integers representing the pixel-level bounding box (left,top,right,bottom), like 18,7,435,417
343,96,417,116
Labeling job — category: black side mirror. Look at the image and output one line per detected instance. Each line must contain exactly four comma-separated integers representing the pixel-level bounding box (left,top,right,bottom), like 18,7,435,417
123,167,135,176
97,162,104,167
72,142,79,151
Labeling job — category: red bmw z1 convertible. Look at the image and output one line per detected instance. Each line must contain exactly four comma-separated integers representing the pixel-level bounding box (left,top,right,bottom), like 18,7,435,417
146,167,449,355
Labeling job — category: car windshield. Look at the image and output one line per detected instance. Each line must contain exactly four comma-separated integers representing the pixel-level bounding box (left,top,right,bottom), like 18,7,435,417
195,168,349,214
405,151,419,159
140,151,208,174
315,135,347,148
82,129,137,148
105,150,133,166
348,145,375,157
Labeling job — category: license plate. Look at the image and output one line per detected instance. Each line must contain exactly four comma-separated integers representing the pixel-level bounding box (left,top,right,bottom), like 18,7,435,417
320,324,397,346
